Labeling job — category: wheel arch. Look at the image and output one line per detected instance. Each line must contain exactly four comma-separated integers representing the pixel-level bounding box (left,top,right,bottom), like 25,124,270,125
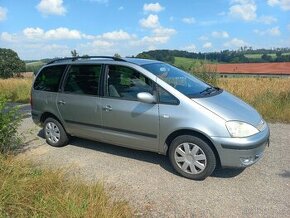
40,112,64,127
165,129,221,168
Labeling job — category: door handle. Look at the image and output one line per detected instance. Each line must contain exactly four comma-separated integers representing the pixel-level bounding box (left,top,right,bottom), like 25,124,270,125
57,100,66,105
103,105,112,111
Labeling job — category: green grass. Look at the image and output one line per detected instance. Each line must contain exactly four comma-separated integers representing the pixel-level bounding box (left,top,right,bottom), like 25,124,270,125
174,57,216,70
25,61,45,73
0,155,132,217
244,52,290,59
174,57,199,68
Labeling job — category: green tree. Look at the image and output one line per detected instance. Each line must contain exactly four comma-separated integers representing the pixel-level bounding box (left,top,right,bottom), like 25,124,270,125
71,49,78,57
261,54,273,62
0,48,25,78
114,53,121,58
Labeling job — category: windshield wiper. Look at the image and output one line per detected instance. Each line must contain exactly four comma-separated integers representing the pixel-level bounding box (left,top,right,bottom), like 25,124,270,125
200,87,217,95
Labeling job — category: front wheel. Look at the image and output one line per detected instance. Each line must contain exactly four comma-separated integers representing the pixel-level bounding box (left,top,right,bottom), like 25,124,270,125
169,135,216,180
43,117,69,147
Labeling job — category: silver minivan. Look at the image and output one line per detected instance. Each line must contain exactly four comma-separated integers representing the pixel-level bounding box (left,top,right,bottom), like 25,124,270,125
31,56,270,180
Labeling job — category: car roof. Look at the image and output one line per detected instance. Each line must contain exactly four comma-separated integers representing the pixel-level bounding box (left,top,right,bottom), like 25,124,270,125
124,58,161,66
45,56,161,67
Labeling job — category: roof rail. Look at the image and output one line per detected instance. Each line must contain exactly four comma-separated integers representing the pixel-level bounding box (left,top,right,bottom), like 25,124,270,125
47,56,126,65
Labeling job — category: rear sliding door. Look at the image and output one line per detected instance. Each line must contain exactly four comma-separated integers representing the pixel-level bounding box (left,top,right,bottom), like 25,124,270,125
57,64,103,140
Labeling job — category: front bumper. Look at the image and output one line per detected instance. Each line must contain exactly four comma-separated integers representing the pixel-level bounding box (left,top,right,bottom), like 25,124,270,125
211,124,270,168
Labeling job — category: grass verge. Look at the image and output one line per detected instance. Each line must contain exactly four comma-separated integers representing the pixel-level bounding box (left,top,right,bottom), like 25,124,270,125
0,155,132,217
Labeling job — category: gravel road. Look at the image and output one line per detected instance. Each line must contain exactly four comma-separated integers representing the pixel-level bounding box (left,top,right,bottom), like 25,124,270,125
19,117,290,217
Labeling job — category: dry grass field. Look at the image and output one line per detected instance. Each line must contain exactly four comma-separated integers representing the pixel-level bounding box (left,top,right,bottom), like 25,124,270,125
0,75,289,123
0,77,33,103
218,78,290,123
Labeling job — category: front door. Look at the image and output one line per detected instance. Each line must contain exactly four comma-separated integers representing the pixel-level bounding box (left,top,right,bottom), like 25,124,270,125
101,65,159,152
57,64,103,140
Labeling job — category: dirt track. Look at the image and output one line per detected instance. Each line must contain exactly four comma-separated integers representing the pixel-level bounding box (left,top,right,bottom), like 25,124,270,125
19,117,290,217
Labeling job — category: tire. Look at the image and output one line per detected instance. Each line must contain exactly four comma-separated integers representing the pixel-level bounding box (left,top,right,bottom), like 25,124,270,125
169,135,216,180
43,117,69,147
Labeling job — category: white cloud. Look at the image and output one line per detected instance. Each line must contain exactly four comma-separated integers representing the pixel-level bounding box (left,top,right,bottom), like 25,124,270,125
267,0,290,11
1,22,176,59
140,14,160,28
268,27,281,35
203,42,212,49
182,17,196,24
36,0,66,16
258,15,277,24
228,0,257,21
1,32,17,42
140,36,169,44
45,28,82,39
23,27,45,39
152,27,176,36
199,36,209,41
211,31,229,38
131,25,176,47
0,6,7,21
91,40,113,47
224,38,247,48
23,27,82,40
139,27,176,45
22,27,134,41
254,26,281,36
101,30,134,40
143,3,164,13
182,44,196,52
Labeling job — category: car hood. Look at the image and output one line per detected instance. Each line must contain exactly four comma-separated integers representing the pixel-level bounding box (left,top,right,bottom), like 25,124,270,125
193,90,261,126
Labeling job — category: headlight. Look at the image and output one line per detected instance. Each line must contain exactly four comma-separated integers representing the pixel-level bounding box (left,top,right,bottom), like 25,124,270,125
226,121,259,138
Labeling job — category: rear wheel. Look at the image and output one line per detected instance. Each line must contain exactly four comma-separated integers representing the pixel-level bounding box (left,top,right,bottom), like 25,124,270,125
43,118,69,147
169,135,216,180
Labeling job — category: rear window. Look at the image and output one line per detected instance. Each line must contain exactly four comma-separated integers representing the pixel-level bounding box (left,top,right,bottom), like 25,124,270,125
34,65,66,92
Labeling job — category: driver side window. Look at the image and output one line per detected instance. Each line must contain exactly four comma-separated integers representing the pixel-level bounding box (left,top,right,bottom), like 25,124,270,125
105,65,154,101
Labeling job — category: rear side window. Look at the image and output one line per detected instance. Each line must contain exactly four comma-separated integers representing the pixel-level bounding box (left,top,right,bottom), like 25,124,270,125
34,65,66,92
63,65,101,96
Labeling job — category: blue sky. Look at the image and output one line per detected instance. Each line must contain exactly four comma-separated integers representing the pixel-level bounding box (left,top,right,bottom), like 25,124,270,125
0,0,289,60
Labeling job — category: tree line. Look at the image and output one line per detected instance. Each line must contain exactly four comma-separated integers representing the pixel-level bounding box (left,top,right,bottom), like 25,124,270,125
136,48,290,64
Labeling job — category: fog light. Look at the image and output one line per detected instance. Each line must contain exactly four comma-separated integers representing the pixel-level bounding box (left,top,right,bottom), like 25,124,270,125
240,157,254,166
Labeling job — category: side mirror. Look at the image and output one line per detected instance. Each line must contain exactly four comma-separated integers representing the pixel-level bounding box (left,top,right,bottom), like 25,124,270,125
137,92,156,104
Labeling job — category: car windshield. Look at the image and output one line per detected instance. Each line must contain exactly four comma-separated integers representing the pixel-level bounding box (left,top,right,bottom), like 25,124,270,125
142,62,216,98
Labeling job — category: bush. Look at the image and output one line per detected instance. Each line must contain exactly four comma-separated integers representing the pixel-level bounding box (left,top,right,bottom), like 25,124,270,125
0,96,22,154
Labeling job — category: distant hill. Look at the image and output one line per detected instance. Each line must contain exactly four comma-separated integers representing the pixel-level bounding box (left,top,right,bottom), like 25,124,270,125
136,48,290,64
